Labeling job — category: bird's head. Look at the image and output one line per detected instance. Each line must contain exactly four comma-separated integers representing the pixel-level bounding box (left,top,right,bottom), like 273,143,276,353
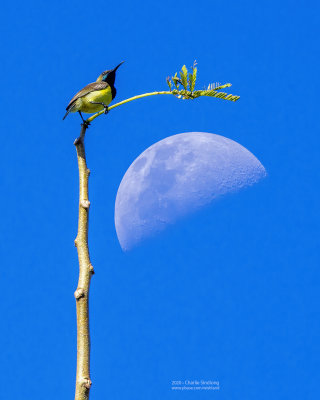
96,61,124,85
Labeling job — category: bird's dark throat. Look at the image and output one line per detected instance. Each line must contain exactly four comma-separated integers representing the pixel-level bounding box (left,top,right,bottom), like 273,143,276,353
111,85,116,100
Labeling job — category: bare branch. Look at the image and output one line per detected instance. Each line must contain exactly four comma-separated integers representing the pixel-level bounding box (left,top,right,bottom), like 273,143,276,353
74,123,93,400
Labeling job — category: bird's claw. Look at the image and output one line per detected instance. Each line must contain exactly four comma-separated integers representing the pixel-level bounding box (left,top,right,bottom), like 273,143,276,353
104,106,109,115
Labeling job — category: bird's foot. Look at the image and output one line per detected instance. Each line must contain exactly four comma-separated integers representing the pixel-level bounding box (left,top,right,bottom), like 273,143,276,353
104,106,109,115
82,120,91,128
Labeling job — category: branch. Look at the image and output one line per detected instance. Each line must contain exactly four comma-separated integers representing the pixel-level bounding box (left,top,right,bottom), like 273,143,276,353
87,91,174,123
86,87,240,124
73,124,94,400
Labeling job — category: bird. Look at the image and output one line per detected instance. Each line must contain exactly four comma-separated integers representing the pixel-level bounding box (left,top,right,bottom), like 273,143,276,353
63,61,124,124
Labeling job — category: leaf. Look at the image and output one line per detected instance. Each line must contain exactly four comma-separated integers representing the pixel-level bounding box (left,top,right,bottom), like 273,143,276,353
189,66,197,92
192,90,240,102
172,72,180,89
213,83,232,90
180,65,188,89
207,82,232,91
166,76,172,91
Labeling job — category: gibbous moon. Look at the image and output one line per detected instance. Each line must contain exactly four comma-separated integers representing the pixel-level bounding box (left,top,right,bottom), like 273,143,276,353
115,132,266,250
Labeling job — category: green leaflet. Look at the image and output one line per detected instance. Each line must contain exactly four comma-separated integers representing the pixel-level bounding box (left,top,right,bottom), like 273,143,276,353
172,72,180,89
166,77,172,91
193,90,240,102
189,66,197,92
180,65,188,90
217,83,231,90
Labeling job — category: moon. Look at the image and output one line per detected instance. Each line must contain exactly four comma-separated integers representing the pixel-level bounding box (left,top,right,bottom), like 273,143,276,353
115,132,266,250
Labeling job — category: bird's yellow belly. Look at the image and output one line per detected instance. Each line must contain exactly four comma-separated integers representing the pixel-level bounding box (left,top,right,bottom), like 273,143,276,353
76,87,113,114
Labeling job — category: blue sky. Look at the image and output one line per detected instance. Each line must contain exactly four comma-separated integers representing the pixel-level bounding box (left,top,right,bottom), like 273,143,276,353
1,0,319,399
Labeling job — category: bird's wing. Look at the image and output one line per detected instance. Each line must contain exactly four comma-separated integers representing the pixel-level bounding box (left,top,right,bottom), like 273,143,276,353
66,81,109,110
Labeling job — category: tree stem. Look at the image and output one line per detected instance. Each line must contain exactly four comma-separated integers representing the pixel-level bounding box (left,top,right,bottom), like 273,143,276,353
87,91,173,123
74,123,94,400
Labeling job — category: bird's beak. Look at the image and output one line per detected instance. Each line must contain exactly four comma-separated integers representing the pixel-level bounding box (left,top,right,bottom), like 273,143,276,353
112,61,125,72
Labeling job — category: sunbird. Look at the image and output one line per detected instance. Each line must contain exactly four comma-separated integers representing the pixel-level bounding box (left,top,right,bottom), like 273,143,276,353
63,61,124,123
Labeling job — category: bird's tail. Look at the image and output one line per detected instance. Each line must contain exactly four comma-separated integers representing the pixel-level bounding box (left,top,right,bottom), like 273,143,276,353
62,109,71,120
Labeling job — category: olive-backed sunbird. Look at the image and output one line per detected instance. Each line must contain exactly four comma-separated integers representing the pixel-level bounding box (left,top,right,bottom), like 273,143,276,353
63,61,124,122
